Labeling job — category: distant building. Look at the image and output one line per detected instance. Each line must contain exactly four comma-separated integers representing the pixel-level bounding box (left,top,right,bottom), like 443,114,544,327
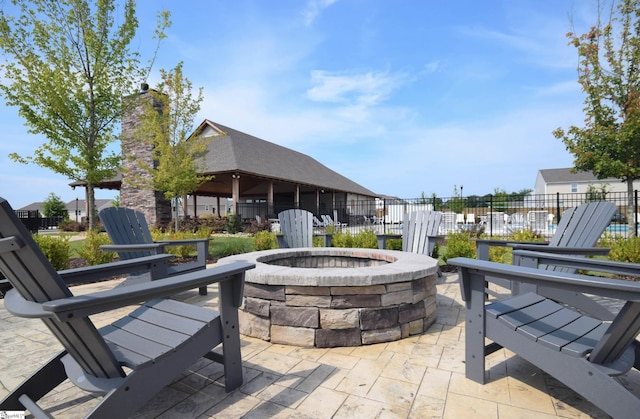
534,168,640,195
86,88,377,225
18,199,113,223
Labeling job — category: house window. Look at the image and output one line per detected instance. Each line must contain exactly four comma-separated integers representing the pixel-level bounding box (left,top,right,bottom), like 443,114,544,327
204,205,210,211
571,183,578,193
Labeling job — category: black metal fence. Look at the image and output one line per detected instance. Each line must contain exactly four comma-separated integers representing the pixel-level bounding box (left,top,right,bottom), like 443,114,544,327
236,191,640,238
15,210,65,233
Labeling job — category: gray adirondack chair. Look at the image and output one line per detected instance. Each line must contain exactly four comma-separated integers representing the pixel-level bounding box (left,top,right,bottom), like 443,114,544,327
403,210,444,277
0,197,255,418
477,201,616,262
476,201,616,300
449,256,640,418
278,209,314,248
99,207,211,295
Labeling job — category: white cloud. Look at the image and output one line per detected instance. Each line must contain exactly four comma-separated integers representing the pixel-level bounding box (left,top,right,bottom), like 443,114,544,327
306,70,406,106
532,80,581,97
303,0,339,26
424,60,445,74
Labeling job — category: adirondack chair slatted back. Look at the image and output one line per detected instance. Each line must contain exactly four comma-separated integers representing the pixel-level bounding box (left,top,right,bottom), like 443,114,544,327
543,201,616,273
550,201,616,248
278,209,313,248
403,210,442,255
0,198,124,379
100,207,155,260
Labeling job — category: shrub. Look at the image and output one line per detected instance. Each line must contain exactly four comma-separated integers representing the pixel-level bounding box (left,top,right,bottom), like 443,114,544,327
312,236,325,247
77,230,115,265
443,231,476,262
484,229,545,264
150,229,212,259
385,238,402,251
32,234,70,270
609,236,640,263
352,230,378,249
244,218,272,234
58,219,85,232
198,215,228,233
331,231,353,248
254,230,278,250
432,242,440,259
226,214,242,234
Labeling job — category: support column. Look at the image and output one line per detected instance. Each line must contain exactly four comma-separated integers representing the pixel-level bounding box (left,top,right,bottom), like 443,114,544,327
295,185,300,208
193,195,197,218
232,175,240,215
268,181,274,216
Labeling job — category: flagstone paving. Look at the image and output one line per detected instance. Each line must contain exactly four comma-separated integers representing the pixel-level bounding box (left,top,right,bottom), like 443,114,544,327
1,271,637,418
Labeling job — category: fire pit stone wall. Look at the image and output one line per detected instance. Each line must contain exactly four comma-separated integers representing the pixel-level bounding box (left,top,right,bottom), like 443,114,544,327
218,248,439,348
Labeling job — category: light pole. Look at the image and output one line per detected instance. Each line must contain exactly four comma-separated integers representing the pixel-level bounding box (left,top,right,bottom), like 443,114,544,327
75,197,78,223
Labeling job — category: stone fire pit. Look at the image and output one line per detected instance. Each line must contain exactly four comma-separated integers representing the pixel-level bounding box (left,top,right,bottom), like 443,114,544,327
217,248,438,348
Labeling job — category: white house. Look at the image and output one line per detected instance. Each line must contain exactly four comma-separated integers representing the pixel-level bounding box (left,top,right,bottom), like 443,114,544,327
534,168,640,195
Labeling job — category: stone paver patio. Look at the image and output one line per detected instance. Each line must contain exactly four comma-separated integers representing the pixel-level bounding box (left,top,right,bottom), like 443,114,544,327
1,271,637,418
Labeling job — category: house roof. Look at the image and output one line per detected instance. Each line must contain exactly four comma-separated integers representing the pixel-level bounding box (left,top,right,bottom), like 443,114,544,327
193,120,376,196
538,168,619,184
17,199,112,213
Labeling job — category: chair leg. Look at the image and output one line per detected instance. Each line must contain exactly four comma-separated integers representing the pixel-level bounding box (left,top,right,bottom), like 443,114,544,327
0,351,67,411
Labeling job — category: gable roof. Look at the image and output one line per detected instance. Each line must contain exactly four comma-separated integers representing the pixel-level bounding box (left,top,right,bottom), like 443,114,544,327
17,199,112,213
193,120,376,196
538,168,619,184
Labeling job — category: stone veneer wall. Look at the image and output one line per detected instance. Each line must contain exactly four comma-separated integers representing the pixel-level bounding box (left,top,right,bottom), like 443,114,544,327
239,274,437,348
120,88,172,226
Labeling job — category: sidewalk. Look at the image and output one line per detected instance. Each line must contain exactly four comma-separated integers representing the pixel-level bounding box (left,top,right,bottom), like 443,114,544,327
0,272,630,418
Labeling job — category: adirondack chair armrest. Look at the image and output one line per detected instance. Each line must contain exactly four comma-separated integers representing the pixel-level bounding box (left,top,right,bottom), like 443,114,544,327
58,254,173,285
101,243,167,254
475,239,546,247
509,243,610,255
41,261,255,321
158,238,212,246
3,289,52,318
474,239,549,260
513,250,640,278
449,257,640,303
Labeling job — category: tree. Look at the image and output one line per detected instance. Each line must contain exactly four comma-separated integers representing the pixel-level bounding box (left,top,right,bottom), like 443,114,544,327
0,0,169,230
130,61,212,228
447,184,466,213
42,192,68,218
553,0,640,236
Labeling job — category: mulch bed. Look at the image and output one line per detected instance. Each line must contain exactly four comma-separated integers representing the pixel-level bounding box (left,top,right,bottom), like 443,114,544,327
439,264,458,273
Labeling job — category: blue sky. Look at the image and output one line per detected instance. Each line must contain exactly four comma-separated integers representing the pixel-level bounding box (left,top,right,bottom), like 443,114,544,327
1,0,601,208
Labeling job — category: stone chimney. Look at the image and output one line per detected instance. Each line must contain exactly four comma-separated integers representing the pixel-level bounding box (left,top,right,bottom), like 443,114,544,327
120,84,172,227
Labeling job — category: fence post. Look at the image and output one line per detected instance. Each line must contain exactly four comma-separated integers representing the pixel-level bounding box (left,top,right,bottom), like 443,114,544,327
383,198,387,230
632,189,639,237
489,194,493,237
556,192,560,223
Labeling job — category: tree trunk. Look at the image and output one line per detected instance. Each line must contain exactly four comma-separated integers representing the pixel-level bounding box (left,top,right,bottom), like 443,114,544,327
182,194,188,222
627,179,636,237
86,184,96,231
